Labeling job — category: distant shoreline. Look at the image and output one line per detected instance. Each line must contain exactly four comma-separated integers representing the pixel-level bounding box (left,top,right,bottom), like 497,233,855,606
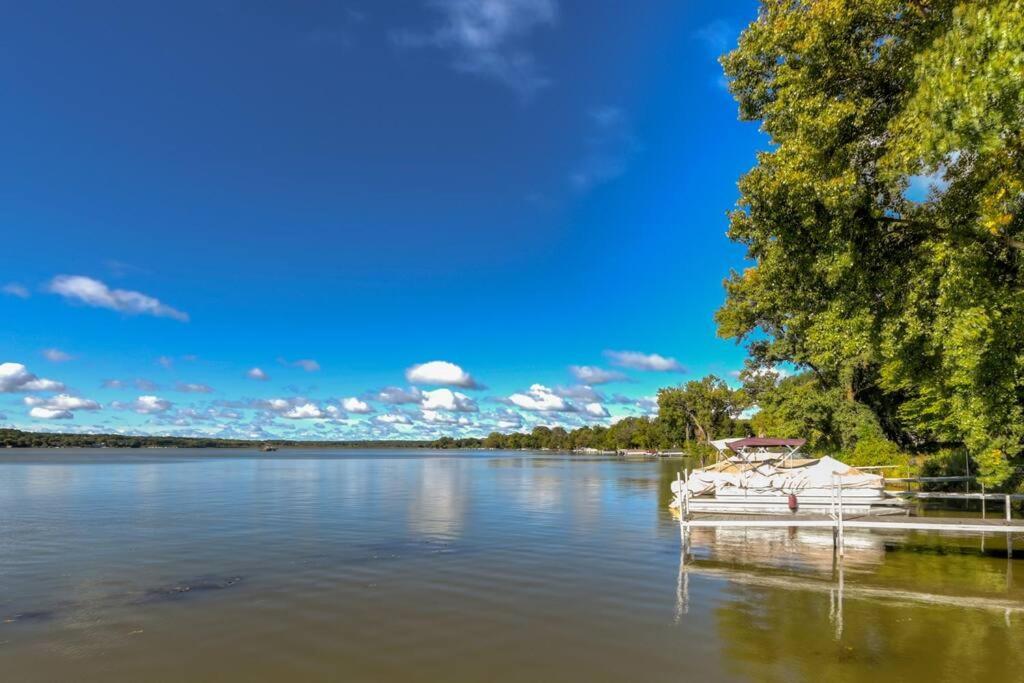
0,428,433,450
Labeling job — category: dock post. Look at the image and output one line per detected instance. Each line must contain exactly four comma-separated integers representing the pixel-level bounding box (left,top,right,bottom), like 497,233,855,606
834,474,845,557
982,483,986,519
1008,494,1014,559
683,469,689,523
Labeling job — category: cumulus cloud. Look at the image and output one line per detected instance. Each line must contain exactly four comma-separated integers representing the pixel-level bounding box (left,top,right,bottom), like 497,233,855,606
569,365,627,384
604,350,685,372
114,395,172,414
157,356,174,369
508,384,575,412
406,360,481,388
421,409,472,425
570,107,640,190
3,283,30,298
25,394,101,419
0,362,65,393
47,275,189,322
341,397,373,414
42,348,73,363
247,367,269,381
582,402,609,418
282,402,324,419
376,413,412,425
420,387,479,412
392,0,557,97
280,358,321,372
175,382,214,394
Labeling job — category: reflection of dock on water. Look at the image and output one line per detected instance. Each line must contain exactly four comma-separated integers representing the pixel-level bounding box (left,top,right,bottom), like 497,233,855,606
674,523,1022,639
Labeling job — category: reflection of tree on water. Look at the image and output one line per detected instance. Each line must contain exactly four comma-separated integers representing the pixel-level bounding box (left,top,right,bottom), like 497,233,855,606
675,526,1024,682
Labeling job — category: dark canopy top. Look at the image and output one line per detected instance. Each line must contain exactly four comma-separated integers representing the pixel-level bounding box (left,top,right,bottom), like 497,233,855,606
727,437,806,451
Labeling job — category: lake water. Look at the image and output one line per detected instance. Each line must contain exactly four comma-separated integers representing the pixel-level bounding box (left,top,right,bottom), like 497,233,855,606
1,449,1022,682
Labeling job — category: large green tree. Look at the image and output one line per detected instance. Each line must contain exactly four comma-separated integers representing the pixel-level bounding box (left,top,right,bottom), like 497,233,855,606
658,375,749,447
717,0,1024,485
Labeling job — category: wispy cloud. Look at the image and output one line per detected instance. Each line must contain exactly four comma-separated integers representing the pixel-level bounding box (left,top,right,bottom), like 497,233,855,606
392,0,557,98
604,350,685,373
694,19,738,91
47,275,189,322
570,107,639,191
247,367,269,381
569,365,627,385
279,358,321,372
42,348,73,363
368,386,423,404
175,382,214,394
2,283,30,299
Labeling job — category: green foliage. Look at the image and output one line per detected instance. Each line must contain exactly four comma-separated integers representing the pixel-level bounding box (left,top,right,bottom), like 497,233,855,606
658,375,750,446
717,0,1024,484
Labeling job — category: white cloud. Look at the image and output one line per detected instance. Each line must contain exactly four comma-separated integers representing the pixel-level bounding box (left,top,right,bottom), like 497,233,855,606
29,406,73,420
157,355,174,369
570,107,639,190
2,283,30,298
247,367,269,381
421,409,472,425
406,360,481,388
341,397,373,413
420,387,478,412
282,402,324,419
508,384,574,412
115,395,172,414
25,394,101,419
376,413,412,425
42,348,73,363
175,382,214,393
569,365,627,384
583,402,609,418
604,350,685,372
393,0,557,97
47,275,188,322
0,362,65,393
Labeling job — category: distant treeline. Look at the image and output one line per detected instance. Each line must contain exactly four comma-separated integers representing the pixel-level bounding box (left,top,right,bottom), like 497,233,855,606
430,414,753,452
0,429,432,450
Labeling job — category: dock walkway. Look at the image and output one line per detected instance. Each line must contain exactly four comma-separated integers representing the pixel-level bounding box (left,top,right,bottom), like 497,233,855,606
683,513,1024,534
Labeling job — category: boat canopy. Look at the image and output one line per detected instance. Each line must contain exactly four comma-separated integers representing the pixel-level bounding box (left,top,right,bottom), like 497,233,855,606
726,437,806,451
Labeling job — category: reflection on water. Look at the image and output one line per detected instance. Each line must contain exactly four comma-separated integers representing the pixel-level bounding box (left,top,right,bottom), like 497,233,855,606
0,449,1021,682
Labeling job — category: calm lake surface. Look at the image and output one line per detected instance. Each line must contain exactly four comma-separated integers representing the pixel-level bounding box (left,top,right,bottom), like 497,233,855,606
1,449,1022,682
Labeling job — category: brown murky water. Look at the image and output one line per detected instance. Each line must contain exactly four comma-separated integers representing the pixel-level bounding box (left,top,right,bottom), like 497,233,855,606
1,449,1021,682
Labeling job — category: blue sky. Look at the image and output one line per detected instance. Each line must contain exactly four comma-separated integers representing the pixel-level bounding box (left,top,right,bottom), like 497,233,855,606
1,0,763,440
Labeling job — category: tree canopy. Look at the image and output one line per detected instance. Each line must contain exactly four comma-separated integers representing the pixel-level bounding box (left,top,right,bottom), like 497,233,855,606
716,0,1024,485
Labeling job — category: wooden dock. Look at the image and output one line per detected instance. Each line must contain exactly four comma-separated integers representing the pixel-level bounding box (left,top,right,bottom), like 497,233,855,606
683,513,1024,535
674,470,1024,558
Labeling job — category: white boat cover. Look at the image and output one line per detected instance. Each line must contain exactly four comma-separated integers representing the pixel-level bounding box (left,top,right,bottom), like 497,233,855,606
671,456,882,497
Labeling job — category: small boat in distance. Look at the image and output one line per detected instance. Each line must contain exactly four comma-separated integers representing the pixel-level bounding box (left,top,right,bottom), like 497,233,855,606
670,437,907,516
260,444,278,452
